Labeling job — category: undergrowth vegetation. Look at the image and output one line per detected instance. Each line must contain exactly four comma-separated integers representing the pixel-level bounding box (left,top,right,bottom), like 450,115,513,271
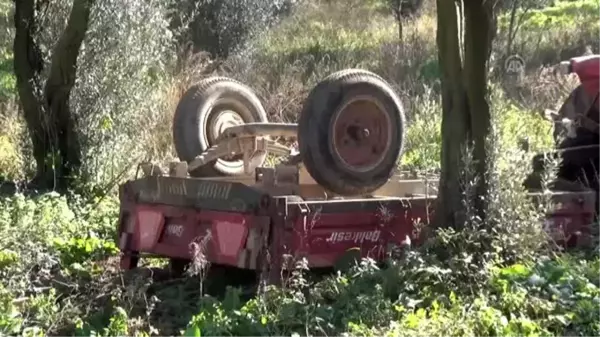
0,0,598,335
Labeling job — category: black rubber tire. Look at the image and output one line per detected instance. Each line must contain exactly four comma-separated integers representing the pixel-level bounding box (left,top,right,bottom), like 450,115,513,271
553,85,595,143
298,69,406,196
173,77,268,177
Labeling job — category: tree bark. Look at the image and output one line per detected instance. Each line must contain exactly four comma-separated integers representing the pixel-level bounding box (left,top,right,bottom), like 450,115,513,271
393,5,403,43
397,13,403,43
506,0,517,56
434,0,469,229
434,0,495,229
13,0,94,191
13,0,50,186
463,0,495,219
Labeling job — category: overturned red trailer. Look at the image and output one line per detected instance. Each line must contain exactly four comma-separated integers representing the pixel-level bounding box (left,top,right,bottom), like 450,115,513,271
116,68,597,284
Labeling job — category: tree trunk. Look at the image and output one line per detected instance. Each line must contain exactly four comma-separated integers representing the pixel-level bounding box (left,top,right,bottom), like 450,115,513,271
13,0,51,187
14,0,94,191
394,7,403,43
506,0,517,57
435,0,469,229
434,0,495,229
463,0,494,219
397,16,403,43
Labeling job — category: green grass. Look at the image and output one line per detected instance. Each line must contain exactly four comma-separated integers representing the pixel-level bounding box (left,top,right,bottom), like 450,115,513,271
496,0,599,67
259,20,396,56
257,0,395,53
180,255,600,336
0,191,597,336
400,86,554,174
513,0,600,30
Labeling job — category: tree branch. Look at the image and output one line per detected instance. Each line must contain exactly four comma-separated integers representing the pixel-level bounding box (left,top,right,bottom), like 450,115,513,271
44,0,95,100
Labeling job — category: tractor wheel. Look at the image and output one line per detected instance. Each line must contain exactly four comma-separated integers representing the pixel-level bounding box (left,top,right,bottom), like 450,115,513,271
173,77,268,177
298,69,406,196
553,84,595,142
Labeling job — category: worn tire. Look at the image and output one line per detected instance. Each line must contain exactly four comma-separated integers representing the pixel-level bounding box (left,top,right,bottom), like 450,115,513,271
173,77,268,177
298,69,406,196
554,85,595,142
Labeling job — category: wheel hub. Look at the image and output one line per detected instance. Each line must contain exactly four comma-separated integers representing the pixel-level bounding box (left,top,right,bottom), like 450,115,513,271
207,108,245,161
209,109,245,144
331,98,392,173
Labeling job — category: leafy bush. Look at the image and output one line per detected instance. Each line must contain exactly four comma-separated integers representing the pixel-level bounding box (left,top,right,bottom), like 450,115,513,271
69,0,177,188
52,236,119,267
1,0,179,189
180,255,599,336
0,50,14,100
173,0,296,59
0,0,14,101
488,257,600,336
0,192,121,335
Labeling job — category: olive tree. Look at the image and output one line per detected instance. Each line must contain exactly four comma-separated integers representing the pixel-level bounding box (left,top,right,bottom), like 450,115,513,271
170,0,297,60
14,0,177,191
13,0,94,191
70,0,176,189
434,0,498,228
501,0,552,56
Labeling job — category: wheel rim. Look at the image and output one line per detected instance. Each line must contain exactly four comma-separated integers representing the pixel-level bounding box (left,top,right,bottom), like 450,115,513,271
205,98,247,163
330,96,392,173
207,110,245,145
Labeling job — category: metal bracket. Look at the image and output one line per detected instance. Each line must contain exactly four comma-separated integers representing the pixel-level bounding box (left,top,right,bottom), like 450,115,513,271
255,165,300,186
187,135,292,174
139,163,164,177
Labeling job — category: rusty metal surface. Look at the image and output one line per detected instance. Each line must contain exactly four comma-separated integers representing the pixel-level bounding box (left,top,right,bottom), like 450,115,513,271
538,189,596,247
187,135,292,174
217,122,298,140
331,98,391,172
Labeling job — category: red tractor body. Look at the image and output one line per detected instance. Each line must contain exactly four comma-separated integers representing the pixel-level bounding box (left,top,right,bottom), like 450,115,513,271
570,55,599,107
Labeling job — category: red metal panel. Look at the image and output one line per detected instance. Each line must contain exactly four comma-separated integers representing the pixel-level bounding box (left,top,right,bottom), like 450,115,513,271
284,199,431,268
118,186,595,275
571,55,600,108
136,209,165,251
207,212,249,266
130,204,253,266
544,191,596,247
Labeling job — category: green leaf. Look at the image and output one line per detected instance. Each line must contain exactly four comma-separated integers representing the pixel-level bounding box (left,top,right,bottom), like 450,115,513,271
500,264,531,280
183,324,201,337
